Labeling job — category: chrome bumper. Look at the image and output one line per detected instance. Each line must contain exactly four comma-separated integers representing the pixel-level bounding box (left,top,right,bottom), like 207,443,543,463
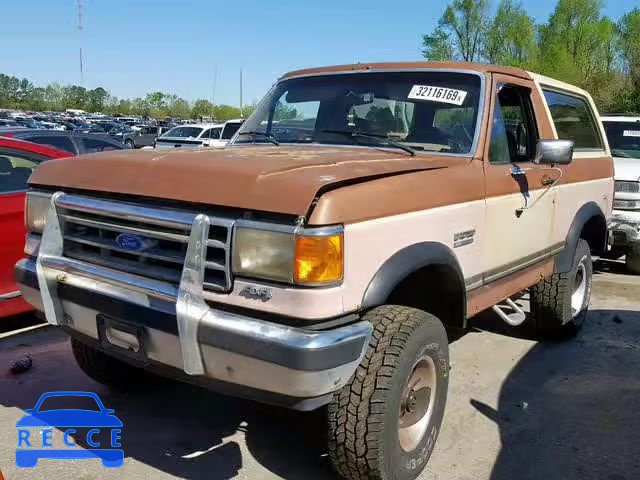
15,194,371,405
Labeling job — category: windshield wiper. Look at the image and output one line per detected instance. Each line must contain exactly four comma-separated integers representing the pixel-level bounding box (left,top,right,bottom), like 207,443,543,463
240,131,280,146
320,129,416,156
611,149,634,158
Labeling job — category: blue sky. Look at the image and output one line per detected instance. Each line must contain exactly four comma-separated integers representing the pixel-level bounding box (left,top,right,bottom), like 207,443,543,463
1,0,637,106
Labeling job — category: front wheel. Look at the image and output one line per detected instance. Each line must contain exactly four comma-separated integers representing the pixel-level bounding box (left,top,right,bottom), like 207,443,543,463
530,239,592,339
124,139,135,149
327,305,449,480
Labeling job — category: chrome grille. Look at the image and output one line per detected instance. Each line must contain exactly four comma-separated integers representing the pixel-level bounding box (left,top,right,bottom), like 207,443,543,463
56,195,234,293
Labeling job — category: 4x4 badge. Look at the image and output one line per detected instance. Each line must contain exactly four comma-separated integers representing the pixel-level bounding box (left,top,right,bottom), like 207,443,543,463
239,286,273,302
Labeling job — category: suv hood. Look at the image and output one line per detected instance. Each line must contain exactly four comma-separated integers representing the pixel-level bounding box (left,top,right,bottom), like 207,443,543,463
613,156,640,181
29,146,452,217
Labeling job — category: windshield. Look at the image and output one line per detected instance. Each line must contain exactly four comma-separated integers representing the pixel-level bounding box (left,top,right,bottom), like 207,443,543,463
162,126,204,138
603,121,640,159
234,71,482,154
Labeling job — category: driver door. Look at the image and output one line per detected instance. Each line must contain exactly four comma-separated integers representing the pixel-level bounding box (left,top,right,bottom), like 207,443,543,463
482,75,561,281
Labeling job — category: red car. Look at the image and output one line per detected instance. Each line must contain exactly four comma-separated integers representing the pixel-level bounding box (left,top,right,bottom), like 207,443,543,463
0,137,70,317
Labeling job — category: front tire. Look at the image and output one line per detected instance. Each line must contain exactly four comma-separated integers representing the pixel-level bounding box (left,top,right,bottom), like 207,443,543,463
530,239,592,339
625,246,640,274
327,305,449,480
124,139,135,149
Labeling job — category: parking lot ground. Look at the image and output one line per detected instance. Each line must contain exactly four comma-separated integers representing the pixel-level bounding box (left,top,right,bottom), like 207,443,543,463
0,259,639,480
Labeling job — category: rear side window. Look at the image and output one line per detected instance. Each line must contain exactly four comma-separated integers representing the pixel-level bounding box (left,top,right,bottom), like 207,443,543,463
28,135,76,154
542,90,602,150
0,151,41,193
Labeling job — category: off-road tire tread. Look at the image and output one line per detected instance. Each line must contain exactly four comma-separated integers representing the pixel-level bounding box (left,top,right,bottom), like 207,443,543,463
327,305,439,480
530,239,590,339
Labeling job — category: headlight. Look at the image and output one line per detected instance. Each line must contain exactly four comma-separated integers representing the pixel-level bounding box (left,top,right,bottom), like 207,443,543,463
232,223,343,285
25,192,52,233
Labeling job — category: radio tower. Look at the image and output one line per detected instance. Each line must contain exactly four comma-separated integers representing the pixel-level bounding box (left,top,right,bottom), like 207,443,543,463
77,0,84,85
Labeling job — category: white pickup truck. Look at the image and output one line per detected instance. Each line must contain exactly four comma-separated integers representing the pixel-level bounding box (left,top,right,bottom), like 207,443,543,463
154,119,243,149
601,115,640,273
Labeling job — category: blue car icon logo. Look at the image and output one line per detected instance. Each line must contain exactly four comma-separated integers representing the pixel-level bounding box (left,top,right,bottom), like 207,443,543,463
16,391,123,468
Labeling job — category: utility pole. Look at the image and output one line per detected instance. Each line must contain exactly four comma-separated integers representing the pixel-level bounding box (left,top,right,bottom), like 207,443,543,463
240,68,243,118
210,65,217,122
77,0,84,85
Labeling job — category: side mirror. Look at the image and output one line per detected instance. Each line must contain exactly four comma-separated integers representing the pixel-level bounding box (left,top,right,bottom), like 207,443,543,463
533,139,574,165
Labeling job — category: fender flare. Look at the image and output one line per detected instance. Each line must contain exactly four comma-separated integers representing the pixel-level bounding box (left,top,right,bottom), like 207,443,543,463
361,242,467,319
554,201,607,273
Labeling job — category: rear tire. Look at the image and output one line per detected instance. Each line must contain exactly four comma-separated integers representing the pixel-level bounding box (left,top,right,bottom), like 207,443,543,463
327,305,449,480
625,247,640,274
71,338,155,390
529,239,592,339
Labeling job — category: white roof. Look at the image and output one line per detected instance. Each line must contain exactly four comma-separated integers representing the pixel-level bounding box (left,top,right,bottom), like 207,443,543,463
172,123,224,128
601,116,640,122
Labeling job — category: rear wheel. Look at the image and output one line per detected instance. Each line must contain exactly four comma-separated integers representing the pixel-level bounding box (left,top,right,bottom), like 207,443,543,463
327,305,449,480
625,246,640,274
530,239,592,339
71,338,156,390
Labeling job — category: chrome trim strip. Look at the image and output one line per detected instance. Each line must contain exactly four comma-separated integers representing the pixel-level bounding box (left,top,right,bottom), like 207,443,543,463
483,243,565,284
60,214,190,243
64,235,185,265
0,290,21,301
56,194,196,229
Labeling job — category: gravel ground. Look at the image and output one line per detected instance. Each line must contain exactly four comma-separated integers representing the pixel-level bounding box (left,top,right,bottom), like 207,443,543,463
0,259,638,480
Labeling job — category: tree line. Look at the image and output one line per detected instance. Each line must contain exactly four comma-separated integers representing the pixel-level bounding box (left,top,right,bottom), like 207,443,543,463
422,0,640,113
0,75,255,121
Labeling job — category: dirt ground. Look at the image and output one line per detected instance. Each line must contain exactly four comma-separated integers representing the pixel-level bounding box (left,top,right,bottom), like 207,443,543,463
0,259,638,480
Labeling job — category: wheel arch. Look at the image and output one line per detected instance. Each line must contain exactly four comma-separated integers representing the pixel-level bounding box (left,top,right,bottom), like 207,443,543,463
361,242,467,329
555,201,607,273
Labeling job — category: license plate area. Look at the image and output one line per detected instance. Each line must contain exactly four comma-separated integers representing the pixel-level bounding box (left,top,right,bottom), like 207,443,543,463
97,315,148,363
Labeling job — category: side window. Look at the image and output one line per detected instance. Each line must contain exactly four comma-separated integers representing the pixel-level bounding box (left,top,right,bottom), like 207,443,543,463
489,85,539,164
79,137,120,153
542,90,602,150
0,152,41,193
28,136,76,154
201,128,221,139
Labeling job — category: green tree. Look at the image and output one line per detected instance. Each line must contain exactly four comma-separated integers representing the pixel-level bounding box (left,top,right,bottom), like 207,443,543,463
485,0,538,68
87,87,109,112
44,82,64,111
422,26,454,61
192,99,214,119
62,85,88,109
439,0,489,62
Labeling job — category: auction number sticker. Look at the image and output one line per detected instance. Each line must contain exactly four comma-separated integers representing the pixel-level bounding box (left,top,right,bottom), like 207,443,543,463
623,130,640,137
408,85,468,106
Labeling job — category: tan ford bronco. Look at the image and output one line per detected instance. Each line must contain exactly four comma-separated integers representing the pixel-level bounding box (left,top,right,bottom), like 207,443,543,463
16,62,613,479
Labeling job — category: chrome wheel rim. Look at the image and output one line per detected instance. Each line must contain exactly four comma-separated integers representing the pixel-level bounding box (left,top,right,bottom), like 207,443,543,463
571,256,588,317
398,355,437,452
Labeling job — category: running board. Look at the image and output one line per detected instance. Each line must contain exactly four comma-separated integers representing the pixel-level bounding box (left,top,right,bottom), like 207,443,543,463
491,298,526,326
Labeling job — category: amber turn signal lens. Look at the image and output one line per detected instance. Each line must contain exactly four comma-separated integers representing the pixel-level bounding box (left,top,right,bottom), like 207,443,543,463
294,233,343,284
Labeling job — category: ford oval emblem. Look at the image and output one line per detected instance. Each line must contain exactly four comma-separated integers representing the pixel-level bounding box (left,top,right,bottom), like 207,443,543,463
115,233,146,251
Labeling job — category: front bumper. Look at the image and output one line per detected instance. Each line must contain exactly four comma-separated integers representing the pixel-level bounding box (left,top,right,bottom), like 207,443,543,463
611,209,640,248
15,253,371,410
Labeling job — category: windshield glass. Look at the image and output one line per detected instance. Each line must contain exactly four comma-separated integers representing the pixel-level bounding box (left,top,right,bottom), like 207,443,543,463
234,71,482,154
603,121,640,159
163,126,204,138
